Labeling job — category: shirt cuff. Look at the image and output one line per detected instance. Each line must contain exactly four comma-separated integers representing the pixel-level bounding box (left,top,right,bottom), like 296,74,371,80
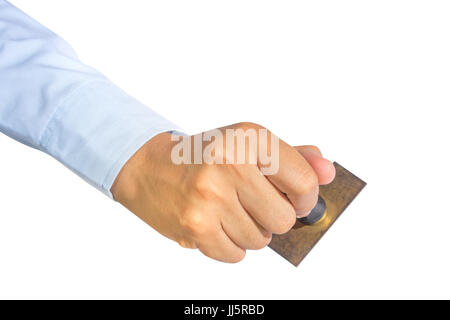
39,80,182,199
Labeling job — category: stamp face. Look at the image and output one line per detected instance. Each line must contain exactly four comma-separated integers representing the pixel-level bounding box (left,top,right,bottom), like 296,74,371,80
269,162,367,266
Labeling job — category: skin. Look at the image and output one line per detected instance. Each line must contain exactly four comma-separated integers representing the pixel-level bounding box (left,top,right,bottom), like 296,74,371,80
111,122,335,263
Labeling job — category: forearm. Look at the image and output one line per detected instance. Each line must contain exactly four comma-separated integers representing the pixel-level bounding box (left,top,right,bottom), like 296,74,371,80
0,0,180,197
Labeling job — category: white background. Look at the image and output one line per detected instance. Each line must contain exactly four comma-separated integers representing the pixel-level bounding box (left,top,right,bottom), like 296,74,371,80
1,0,449,299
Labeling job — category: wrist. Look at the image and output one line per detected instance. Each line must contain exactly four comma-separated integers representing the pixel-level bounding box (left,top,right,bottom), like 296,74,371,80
111,132,176,203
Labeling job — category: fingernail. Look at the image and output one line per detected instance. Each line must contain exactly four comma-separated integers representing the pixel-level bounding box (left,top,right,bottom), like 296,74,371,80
308,149,322,157
296,209,311,218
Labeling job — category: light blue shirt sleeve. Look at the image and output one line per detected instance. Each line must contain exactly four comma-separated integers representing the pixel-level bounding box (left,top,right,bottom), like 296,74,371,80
0,1,181,198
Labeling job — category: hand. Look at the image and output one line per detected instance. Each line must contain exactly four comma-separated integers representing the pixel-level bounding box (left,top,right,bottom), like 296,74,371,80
111,122,335,263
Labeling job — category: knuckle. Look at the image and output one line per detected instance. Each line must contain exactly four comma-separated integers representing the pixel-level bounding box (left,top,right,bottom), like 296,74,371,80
176,239,197,249
295,171,319,195
191,170,211,193
273,210,297,234
233,121,265,131
180,210,214,238
191,168,224,202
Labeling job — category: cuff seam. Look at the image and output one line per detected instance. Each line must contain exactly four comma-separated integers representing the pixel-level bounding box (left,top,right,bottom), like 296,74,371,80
38,78,109,151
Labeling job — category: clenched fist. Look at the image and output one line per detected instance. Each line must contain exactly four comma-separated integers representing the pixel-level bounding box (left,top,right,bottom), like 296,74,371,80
111,122,335,263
